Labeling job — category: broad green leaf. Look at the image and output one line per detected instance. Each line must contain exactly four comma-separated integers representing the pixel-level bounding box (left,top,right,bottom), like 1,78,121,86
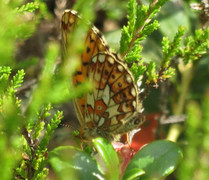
49,146,104,180
93,137,120,180
123,140,183,180
122,168,145,180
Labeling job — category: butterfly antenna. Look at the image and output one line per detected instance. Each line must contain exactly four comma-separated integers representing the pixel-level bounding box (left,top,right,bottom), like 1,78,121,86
59,123,75,130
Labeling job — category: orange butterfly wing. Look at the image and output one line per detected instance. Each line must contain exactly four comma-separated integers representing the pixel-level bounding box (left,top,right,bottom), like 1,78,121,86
61,10,143,140
62,10,110,116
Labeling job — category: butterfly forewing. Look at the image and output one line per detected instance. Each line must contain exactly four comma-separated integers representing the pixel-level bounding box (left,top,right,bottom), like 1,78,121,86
62,10,110,120
62,9,143,141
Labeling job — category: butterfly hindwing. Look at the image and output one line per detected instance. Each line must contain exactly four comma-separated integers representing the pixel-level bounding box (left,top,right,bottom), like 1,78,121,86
83,53,141,139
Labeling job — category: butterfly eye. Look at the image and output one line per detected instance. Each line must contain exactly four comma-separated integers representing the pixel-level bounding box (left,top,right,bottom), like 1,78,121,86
134,118,141,125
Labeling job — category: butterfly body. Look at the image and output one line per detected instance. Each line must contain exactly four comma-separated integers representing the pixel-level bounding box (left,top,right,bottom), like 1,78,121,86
61,10,143,141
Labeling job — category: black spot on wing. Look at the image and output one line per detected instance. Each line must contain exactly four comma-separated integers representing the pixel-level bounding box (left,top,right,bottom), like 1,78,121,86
86,47,91,53
75,71,82,75
97,32,102,38
83,62,89,66
90,35,95,43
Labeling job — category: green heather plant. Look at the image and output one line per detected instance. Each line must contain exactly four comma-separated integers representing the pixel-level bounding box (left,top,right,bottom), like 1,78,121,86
177,92,209,180
0,0,209,179
0,1,63,179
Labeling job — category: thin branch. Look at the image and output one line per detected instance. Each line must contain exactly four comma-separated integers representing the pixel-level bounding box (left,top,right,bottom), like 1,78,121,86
121,12,152,59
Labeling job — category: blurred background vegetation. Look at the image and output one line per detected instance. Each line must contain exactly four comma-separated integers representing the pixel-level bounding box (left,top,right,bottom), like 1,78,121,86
0,0,209,179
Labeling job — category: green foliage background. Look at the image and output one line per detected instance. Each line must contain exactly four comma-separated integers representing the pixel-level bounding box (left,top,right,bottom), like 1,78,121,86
0,0,209,179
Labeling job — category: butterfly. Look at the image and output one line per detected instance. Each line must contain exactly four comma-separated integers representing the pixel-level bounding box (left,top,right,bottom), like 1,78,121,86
61,9,143,141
